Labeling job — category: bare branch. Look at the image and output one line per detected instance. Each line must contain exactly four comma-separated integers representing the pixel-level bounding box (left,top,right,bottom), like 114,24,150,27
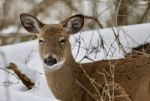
0,34,35,45
29,0,58,16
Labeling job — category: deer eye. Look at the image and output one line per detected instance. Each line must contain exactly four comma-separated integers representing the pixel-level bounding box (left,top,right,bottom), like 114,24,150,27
39,39,45,45
59,37,66,44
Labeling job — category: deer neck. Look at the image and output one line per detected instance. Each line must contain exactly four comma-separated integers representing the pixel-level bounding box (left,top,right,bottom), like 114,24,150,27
45,54,83,100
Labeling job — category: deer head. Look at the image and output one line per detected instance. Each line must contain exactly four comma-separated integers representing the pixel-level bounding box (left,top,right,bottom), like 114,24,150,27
20,14,84,71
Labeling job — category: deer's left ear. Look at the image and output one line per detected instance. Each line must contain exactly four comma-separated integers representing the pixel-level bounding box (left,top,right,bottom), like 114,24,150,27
63,14,84,34
20,13,44,34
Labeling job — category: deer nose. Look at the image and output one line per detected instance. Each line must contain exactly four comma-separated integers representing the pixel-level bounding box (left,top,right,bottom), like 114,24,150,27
44,56,57,66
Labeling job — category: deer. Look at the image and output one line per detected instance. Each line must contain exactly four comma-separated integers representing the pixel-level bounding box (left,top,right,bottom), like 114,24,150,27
20,13,150,101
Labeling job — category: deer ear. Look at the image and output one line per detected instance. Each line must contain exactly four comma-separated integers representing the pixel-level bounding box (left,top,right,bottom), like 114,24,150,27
63,14,84,34
20,13,44,34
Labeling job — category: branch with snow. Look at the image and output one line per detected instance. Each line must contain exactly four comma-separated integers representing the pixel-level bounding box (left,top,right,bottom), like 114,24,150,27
8,63,34,89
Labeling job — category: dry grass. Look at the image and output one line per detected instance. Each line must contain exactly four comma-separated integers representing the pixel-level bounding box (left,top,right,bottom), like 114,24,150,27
76,61,132,101
72,22,150,101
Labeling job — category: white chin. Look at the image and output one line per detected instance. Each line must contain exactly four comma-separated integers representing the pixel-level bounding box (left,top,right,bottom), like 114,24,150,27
44,59,66,72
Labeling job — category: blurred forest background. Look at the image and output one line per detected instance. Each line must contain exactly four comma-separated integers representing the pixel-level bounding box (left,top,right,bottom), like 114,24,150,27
0,0,150,46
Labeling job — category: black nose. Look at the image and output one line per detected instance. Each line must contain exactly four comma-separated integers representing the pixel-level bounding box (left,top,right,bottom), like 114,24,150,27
44,56,57,66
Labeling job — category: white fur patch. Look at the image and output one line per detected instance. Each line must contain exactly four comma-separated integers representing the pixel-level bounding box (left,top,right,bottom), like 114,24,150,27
44,59,66,72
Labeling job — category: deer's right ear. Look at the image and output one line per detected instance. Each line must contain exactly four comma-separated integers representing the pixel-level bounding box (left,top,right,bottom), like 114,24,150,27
62,14,84,34
20,13,44,34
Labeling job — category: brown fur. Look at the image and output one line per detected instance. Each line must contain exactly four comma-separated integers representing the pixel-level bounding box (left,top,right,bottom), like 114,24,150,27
20,14,150,101
46,55,150,101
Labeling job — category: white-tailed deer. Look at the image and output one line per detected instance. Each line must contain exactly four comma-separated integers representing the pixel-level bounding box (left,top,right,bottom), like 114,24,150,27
20,13,150,101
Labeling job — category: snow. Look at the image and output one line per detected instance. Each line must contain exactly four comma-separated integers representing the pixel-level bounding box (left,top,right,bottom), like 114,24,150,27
0,26,18,35
0,23,150,101
71,23,150,62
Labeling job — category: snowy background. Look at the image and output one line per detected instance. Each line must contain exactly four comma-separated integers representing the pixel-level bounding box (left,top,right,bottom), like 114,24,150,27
0,0,150,101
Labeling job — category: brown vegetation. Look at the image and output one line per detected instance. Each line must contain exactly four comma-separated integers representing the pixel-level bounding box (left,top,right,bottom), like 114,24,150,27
0,0,150,45
125,43,150,58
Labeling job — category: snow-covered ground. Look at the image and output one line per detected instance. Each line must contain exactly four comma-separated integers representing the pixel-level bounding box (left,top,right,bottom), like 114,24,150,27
0,23,150,101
